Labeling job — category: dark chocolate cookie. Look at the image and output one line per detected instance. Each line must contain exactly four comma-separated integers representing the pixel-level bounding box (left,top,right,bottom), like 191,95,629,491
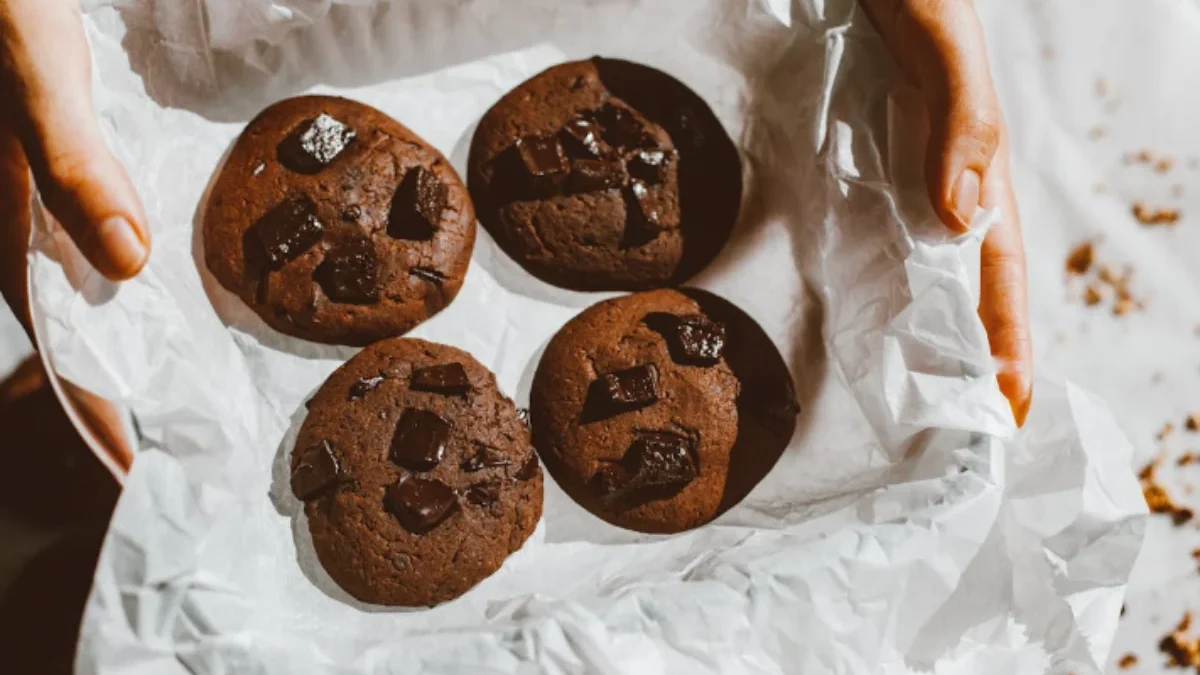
205,96,476,346
468,57,741,291
291,338,542,607
530,289,797,533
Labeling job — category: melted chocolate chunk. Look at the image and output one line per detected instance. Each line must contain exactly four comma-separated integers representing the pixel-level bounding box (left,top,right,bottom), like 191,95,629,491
670,315,726,365
567,158,627,193
278,114,355,174
461,444,511,472
410,363,471,396
627,149,672,185
340,204,362,222
600,364,659,408
388,166,447,240
253,196,324,270
559,113,611,159
316,240,378,304
516,135,568,180
598,103,653,151
514,454,539,481
389,408,452,472
348,375,385,400
464,482,501,509
384,476,459,534
410,266,447,285
621,179,668,248
624,431,698,487
593,431,697,509
291,440,340,501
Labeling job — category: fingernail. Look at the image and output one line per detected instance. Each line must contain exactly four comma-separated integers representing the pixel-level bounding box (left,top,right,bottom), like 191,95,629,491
952,169,981,229
97,216,149,277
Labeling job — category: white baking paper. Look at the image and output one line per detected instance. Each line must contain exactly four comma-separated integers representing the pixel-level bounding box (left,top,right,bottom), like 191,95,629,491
23,0,1145,673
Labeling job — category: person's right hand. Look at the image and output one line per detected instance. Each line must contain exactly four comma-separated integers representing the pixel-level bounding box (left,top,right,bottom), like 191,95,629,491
1,0,151,472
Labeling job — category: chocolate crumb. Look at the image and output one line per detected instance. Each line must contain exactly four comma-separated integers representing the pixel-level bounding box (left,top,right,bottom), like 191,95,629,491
1186,414,1200,432
1117,653,1137,669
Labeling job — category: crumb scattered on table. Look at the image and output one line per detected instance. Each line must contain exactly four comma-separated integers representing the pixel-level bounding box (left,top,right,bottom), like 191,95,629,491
1158,423,1176,441
1188,415,1200,432
1161,613,1200,668
1132,201,1181,226
1066,242,1094,275
1118,653,1138,669
1179,453,1200,467
1141,459,1194,525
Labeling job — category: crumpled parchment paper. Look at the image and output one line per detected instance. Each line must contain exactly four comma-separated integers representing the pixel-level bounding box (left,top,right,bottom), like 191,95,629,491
23,0,1145,673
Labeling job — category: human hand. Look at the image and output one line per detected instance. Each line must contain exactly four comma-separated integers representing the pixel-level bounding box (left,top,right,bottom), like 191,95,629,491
860,0,1032,426
0,0,150,470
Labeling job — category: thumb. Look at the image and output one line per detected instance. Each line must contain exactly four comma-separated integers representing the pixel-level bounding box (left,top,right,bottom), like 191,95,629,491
1,0,150,281
863,0,1003,233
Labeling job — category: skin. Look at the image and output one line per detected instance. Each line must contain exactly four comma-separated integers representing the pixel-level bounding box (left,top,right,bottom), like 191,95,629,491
0,0,1031,474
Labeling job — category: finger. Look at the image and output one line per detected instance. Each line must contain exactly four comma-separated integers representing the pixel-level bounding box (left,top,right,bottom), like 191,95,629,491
978,140,1032,426
860,0,1003,233
0,129,33,338
0,0,150,281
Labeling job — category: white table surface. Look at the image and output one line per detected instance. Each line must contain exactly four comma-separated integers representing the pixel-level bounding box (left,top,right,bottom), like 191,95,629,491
2,0,1195,671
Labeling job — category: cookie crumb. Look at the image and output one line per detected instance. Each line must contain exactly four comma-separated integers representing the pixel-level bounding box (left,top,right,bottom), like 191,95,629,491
1114,297,1136,316
1066,242,1095,275
1084,286,1104,306
1117,653,1137,669
1156,157,1176,173
1188,415,1200,432
1179,453,1199,467
1158,423,1176,441
1132,201,1181,226
1161,613,1200,668
1141,459,1194,525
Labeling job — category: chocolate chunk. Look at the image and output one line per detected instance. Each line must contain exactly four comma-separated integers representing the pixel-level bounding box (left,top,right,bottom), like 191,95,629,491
621,179,669,248
389,408,452,472
388,166,447,240
410,363,471,396
627,149,672,185
514,454,539,481
278,114,355,173
670,315,726,365
593,431,698,508
340,204,362,222
559,113,611,159
464,482,501,509
316,240,378,304
253,196,324,270
597,103,653,151
461,444,512,472
567,158,627,193
410,266,447,285
516,135,568,180
291,440,340,501
623,431,698,487
384,476,459,534
348,375,385,400
600,364,659,408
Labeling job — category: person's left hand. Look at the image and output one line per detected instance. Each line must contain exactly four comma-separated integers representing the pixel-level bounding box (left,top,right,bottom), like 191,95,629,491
860,0,1033,425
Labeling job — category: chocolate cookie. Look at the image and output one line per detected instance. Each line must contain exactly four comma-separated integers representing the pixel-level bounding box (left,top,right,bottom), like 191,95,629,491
291,338,542,607
530,289,797,533
468,57,741,291
204,96,475,346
